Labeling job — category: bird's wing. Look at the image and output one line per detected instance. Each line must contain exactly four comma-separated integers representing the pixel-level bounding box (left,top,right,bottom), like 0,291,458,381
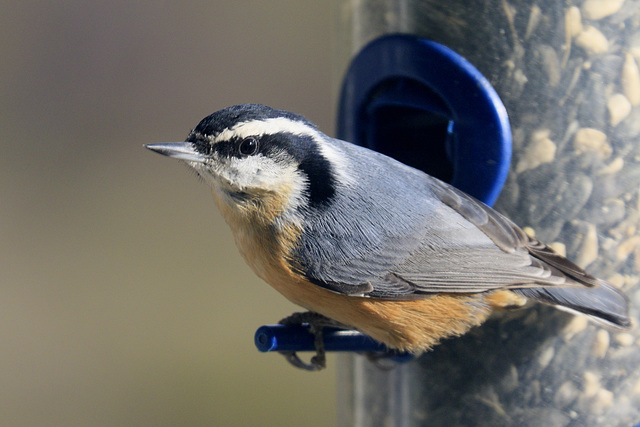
427,178,600,287
296,174,599,300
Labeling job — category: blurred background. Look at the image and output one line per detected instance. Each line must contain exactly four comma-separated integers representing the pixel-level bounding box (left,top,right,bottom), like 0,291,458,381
1,2,340,425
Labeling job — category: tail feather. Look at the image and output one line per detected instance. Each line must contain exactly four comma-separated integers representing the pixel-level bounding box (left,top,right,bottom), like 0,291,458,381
515,281,631,329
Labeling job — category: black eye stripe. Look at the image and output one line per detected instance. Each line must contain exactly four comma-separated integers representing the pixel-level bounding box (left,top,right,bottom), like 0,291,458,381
206,138,240,158
188,135,213,155
200,136,262,159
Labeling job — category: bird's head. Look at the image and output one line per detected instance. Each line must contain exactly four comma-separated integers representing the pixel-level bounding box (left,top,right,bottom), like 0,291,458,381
146,104,341,223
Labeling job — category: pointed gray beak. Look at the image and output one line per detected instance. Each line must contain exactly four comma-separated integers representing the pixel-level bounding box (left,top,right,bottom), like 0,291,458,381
144,142,206,163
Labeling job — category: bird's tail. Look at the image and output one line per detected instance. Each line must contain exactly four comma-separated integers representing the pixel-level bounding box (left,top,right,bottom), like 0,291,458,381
515,281,631,329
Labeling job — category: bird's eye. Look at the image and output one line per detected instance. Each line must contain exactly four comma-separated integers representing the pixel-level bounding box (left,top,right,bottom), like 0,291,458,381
238,137,259,156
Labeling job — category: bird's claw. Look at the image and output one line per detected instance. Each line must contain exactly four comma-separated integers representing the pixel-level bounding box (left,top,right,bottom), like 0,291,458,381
279,350,326,371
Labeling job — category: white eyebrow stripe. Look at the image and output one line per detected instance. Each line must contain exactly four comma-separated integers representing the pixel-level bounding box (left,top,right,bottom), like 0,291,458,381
212,117,323,144
211,116,354,184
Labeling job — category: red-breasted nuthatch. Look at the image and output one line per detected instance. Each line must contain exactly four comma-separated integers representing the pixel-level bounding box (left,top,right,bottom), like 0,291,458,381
147,104,630,368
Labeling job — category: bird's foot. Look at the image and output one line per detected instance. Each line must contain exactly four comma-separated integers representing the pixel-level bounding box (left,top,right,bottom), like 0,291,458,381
278,311,347,371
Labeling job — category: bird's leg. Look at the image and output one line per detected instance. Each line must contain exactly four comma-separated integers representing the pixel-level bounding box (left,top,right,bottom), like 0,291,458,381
278,311,347,371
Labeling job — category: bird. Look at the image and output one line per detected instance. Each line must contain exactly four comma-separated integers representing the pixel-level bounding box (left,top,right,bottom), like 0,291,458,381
146,103,630,369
